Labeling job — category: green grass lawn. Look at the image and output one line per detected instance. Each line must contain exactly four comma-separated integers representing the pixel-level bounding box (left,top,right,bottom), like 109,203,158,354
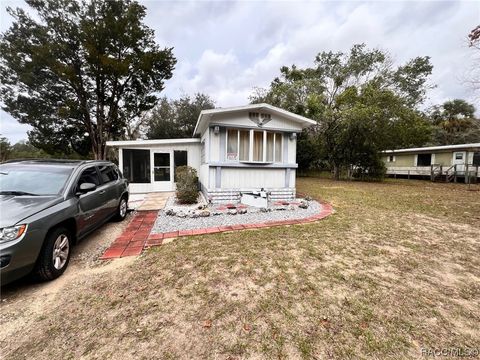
2,178,479,359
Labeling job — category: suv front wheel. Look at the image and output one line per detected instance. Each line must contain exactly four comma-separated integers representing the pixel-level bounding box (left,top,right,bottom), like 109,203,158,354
113,196,128,221
34,227,72,281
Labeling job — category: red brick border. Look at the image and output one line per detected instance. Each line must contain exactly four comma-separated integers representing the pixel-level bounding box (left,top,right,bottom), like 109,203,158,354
100,199,334,260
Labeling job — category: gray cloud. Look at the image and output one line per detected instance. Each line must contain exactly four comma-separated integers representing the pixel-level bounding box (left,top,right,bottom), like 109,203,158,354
1,0,479,142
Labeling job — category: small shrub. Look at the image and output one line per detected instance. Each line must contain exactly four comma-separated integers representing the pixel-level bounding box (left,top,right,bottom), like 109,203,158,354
176,166,198,204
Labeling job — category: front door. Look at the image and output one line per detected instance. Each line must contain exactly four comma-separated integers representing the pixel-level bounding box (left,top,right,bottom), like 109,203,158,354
151,151,173,191
453,151,466,172
75,166,105,237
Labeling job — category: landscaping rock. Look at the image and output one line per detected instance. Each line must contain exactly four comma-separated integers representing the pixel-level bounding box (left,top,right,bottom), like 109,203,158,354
276,206,287,211
299,201,309,209
227,209,238,215
176,211,187,218
197,204,207,210
198,210,211,217
212,211,222,216
238,208,247,214
287,205,296,211
165,208,176,216
188,211,199,218
260,207,271,213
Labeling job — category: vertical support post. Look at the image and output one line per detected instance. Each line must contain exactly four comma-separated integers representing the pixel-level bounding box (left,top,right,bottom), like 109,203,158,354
408,170,410,180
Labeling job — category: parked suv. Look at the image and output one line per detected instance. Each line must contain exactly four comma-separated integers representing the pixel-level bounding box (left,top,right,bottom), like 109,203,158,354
0,159,129,285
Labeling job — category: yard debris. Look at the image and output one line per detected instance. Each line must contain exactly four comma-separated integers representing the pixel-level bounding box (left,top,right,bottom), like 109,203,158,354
203,320,212,328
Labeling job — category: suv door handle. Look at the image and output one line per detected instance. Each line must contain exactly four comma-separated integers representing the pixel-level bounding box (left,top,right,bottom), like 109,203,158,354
99,190,106,195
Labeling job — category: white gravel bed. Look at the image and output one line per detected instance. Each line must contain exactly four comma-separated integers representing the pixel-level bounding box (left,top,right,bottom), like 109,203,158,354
151,200,322,233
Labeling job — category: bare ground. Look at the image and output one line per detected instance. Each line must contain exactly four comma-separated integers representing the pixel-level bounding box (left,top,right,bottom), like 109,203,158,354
1,179,479,359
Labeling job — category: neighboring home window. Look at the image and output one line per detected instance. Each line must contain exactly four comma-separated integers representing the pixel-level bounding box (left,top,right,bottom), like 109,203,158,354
455,152,463,160
473,152,480,166
227,128,283,163
417,153,432,166
387,155,395,163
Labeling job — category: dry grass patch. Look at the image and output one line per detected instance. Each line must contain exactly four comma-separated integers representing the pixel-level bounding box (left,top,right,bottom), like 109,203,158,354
1,178,479,359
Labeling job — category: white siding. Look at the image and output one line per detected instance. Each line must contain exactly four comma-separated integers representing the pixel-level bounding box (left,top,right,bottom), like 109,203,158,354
220,168,285,188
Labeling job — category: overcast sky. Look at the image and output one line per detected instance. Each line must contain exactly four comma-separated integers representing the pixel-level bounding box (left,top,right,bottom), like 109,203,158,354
1,0,479,143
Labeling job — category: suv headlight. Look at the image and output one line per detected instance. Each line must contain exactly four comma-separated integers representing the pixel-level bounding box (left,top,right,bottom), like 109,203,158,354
0,224,27,243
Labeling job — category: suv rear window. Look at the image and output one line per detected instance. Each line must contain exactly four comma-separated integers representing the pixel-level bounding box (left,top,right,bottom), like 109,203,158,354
99,165,119,184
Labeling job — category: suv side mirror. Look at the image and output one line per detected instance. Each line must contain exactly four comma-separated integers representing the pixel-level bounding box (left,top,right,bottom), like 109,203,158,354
78,182,96,194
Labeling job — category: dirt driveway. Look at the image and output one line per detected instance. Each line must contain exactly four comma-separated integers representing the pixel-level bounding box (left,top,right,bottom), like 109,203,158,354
0,213,136,344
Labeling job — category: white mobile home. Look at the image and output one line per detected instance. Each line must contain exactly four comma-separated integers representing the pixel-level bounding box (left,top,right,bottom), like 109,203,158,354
382,143,480,182
107,104,316,203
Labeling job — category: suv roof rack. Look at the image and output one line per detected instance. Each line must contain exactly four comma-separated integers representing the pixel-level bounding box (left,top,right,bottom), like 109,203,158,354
2,158,87,165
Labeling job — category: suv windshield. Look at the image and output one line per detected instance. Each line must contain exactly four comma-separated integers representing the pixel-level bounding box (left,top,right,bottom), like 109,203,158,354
0,164,74,196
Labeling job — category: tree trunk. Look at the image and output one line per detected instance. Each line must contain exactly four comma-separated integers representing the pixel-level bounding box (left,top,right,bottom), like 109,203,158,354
333,165,340,180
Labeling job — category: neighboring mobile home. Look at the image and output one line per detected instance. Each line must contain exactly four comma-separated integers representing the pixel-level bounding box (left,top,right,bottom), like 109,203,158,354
382,143,480,182
107,104,316,203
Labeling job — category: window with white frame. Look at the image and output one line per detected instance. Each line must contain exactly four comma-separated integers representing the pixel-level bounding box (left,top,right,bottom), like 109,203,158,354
226,128,284,163
387,155,395,163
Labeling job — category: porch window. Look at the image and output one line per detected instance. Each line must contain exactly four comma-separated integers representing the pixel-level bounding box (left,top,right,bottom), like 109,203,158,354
122,149,150,183
239,130,249,161
226,128,284,163
253,131,264,162
227,129,238,160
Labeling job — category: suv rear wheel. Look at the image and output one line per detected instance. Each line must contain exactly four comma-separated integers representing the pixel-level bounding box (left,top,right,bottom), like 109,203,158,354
34,227,72,281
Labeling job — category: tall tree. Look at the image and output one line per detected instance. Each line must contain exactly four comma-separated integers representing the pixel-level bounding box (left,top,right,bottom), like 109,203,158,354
0,0,176,159
0,137,11,162
430,99,480,145
146,93,215,139
251,44,433,179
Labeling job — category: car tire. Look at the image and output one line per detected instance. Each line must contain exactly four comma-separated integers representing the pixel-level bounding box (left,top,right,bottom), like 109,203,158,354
34,227,72,282
113,196,128,222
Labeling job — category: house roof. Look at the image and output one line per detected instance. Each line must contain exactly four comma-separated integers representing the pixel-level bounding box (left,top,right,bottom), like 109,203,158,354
193,103,317,136
383,143,480,154
106,138,200,147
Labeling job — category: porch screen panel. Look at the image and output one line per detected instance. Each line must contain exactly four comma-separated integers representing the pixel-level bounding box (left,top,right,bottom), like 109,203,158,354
253,131,263,162
122,149,150,183
154,153,170,181
239,130,249,161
